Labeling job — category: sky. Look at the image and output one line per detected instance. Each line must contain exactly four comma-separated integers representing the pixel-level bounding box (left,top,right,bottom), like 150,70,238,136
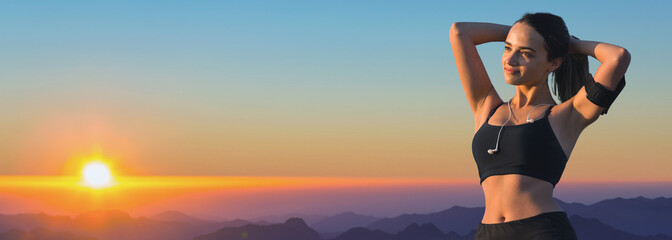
0,0,671,217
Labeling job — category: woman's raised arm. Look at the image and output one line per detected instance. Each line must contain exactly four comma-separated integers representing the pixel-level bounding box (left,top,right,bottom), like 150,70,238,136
450,22,510,117
568,38,631,127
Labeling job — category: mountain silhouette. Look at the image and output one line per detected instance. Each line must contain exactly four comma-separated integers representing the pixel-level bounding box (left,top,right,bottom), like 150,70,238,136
555,198,590,213
331,222,472,240
1,196,671,240
330,218,672,240
310,211,379,233
0,228,97,240
366,206,484,236
252,213,326,225
570,215,672,240
559,196,672,236
151,211,208,223
330,227,395,240
360,197,672,238
193,218,322,240
0,210,228,240
74,210,134,231
73,210,206,240
0,213,72,232
396,223,464,240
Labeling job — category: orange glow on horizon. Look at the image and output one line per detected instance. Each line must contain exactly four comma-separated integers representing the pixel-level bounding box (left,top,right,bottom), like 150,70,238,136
1,176,671,217
0,176,468,214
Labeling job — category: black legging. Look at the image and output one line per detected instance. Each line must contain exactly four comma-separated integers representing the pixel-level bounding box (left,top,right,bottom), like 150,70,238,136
475,211,578,240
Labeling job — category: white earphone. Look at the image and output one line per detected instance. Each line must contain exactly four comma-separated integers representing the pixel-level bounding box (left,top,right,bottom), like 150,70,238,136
488,102,552,155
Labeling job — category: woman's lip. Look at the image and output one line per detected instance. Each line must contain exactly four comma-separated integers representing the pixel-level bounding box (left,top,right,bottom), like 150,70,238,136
504,68,519,74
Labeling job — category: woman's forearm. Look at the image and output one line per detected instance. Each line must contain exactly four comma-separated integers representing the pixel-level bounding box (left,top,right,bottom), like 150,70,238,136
570,38,630,90
570,38,631,66
450,22,511,45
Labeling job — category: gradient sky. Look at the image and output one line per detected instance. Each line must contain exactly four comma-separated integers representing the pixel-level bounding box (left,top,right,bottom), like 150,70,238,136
1,0,670,183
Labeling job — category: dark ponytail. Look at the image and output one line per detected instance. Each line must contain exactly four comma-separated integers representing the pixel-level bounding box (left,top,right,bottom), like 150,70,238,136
553,49,591,102
516,13,590,102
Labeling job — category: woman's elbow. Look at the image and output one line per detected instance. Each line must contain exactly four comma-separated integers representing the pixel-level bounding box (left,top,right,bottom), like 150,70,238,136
450,22,465,38
616,47,631,68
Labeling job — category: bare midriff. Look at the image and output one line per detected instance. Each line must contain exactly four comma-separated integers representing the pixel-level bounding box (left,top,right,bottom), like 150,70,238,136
480,174,563,224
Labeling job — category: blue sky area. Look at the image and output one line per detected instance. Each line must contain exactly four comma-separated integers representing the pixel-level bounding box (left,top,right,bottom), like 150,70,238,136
0,1,670,179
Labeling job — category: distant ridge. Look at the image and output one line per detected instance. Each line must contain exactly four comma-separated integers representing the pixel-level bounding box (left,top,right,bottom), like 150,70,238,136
310,212,379,233
0,213,72,232
570,215,672,240
74,209,134,230
330,217,672,240
252,213,326,225
193,218,321,240
0,196,671,240
331,227,395,240
332,222,472,240
396,223,468,240
366,205,484,236
151,211,207,223
360,197,672,237
0,209,226,240
0,228,97,240
558,196,672,236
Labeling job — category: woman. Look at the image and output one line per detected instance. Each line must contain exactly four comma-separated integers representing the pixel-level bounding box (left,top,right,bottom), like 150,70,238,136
450,13,630,239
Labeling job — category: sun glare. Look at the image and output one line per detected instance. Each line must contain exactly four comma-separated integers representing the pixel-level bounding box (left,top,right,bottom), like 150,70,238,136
82,161,113,189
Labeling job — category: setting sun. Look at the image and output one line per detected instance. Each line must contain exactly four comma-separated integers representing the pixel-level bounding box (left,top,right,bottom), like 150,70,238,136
82,161,114,189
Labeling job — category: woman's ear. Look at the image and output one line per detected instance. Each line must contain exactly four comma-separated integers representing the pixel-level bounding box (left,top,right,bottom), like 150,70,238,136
549,57,563,72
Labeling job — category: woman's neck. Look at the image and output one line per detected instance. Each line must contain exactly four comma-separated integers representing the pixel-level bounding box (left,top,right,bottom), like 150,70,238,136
510,82,556,107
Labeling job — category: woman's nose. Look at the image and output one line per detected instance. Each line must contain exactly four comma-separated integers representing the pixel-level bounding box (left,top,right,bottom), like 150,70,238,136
504,52,519,66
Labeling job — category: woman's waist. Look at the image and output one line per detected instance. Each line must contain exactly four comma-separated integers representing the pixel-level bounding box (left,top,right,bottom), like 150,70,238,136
481,193,562,224
480,175,561,223
483,194,560,211
481,205,563,224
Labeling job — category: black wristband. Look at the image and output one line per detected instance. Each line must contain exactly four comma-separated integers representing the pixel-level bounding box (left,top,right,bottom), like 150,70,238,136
584,75,626,115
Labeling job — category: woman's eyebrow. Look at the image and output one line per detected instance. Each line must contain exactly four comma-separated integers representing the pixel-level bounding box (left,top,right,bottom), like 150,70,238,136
504,41,537,52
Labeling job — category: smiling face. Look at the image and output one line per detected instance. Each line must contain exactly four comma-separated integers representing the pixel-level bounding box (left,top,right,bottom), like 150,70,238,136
502,22,560,86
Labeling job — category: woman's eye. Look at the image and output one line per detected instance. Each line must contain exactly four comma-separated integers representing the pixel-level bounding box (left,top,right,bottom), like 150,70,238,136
504,46,511,51
522,52,531,57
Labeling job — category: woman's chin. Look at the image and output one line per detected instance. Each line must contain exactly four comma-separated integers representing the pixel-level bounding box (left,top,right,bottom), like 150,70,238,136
503,77,518,85
504,74,531,85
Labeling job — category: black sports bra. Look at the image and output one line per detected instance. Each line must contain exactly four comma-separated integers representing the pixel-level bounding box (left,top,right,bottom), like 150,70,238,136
472,102,568,187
